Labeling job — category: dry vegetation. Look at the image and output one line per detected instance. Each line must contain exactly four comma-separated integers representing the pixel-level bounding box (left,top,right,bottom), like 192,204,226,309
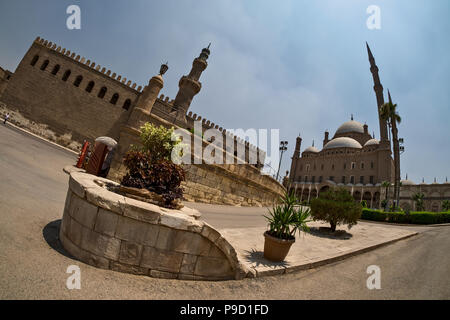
0,102,82,152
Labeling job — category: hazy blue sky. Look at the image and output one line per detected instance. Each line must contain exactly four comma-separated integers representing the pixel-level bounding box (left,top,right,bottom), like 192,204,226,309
0,0,448,182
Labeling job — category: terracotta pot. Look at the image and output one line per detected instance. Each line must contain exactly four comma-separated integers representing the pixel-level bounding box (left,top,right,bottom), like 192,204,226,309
263,231,295,262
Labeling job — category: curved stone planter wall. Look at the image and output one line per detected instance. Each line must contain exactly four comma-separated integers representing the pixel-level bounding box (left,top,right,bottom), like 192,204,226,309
59,171,250,281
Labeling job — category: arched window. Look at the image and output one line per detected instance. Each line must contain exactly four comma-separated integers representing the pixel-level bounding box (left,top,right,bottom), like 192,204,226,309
122,99,131,110
73,75,83,87
110,93,119,105
98,87,107,99
40,60,49,71
51,64,60,75
30,55,39,66
62,70,71,81
85,81,95,93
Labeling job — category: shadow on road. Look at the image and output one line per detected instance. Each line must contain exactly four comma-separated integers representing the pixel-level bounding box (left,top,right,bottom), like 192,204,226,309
42,220,74,259
306,226,353,240
244,249,288,268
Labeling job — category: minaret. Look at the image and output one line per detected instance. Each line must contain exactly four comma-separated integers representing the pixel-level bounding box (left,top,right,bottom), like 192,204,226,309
171,44,211,121
323,130,329,147
367,42,388,143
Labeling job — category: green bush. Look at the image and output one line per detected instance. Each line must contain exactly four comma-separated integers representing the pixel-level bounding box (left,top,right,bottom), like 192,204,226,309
139,123,181,163
310,187,362,232
361,208,450,224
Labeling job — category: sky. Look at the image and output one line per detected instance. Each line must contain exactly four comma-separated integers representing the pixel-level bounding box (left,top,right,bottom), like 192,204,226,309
0,0,449,183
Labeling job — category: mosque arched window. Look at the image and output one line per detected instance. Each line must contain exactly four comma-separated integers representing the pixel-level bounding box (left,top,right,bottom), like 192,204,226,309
98,87,107,99
86,81,95,93
122,99,131,110
40,60,49,71
62,70,71,81
30,55,39,66
73,75,83,87
110,93,119,105
51,64,60,75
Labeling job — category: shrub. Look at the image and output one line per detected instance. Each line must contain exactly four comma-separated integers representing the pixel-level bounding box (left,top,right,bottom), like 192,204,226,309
361,208,450,224
264,191,311,240
361,200,368,208
442,200,450,212
310,187,362,232
139,123,181,163
121,149,185,207
121,123,185,208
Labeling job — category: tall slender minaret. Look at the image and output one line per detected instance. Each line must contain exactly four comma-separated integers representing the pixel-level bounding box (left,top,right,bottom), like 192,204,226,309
367,42,389,143
171,44,211,122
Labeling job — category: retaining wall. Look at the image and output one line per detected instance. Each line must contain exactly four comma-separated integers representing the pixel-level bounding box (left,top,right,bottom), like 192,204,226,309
59,171,251,280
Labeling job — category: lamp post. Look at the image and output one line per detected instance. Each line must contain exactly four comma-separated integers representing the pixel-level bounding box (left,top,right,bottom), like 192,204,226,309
276,140,288,181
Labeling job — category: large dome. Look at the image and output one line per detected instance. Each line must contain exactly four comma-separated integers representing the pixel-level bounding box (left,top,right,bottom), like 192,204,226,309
323,137,362,150
335,120,364,135
303,146,319,153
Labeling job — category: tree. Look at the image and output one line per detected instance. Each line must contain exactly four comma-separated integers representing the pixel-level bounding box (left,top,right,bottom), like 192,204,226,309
412,192,425,211
380,95,401,211
381,181,391,211
310,187,362,232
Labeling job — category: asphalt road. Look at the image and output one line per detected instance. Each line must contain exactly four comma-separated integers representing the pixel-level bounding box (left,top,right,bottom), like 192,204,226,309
0,123,449,299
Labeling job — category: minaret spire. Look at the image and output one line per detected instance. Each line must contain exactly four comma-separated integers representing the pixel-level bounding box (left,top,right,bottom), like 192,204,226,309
367,42,389,143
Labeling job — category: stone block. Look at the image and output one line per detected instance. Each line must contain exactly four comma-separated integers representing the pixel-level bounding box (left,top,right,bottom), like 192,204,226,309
94,208,119,237
119,241,143,266
140,246,183,273
159,211,203,233
120,197,160,223
69,174,86,198
110,261,149,275
208,245,226,258
150,270,178,279
201,224,221,242
69,195,98,229
60,214,71,237
67,217,84,246
85,186,124,215
80,228,121,261
180,254,198,274
194,256,234,278
155,227,211,256
115,216,149,244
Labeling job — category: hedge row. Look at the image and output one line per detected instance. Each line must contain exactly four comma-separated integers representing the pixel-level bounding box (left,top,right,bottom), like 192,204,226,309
361,209,450,225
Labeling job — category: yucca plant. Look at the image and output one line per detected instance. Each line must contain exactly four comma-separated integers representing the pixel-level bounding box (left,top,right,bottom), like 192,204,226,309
264,191,311,240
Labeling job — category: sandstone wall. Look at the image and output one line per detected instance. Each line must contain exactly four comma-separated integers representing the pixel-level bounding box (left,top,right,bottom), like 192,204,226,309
60,171,250,280
0,38,139,142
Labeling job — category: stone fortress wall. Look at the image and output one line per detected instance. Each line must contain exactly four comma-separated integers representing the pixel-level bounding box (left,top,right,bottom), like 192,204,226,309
0,37,285,207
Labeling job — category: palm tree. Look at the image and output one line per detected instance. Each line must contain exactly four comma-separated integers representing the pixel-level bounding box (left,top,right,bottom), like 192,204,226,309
412,192,425,211
381,181,391,211
380,92,401,211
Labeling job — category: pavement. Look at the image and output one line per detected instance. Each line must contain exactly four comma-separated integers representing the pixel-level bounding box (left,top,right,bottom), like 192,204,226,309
1,123,449,299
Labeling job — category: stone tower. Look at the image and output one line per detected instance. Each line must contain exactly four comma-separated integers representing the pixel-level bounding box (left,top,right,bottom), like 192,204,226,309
366,43,389,145
107,64,168,181
171,44,211,122
289,135,302,181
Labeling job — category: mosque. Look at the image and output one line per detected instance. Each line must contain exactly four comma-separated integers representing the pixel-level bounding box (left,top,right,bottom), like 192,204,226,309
287,44,450,212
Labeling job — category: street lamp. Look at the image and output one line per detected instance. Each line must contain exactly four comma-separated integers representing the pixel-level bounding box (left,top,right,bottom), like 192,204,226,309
399,138,405,154
276,140,288,181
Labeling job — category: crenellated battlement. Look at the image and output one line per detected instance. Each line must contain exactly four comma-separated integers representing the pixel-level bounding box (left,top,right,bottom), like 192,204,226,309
185,111,259,152
34,37,143,93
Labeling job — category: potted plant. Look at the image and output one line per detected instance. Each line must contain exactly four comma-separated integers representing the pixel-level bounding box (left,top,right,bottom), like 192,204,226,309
263,191,311,262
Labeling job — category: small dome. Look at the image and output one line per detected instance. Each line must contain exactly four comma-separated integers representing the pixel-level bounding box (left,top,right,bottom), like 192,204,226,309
304,146,320,153
401,176,415,185
323,137,362,150
364,138,379,147
335,120,364,135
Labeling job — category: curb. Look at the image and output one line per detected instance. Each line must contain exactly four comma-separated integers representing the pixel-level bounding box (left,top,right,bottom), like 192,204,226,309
4,122,78,155
252,231,418,278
